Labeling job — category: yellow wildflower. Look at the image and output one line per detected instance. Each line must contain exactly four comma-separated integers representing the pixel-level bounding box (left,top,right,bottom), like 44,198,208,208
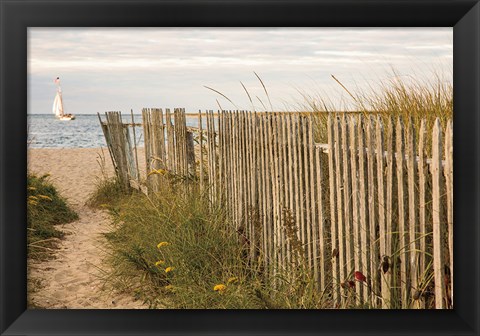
213,284,226,292
157,242,170,248
164,285,174,290
38,195,52,201
165,267,174,273
154,260,165,267
147,169,167,177
227,277,238,284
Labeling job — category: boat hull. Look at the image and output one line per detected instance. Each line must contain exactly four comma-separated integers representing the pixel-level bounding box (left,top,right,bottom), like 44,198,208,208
57,115,76,121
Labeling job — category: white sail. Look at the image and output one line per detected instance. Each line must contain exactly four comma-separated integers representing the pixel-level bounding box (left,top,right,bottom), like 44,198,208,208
52,78,75,120
52,90,64,117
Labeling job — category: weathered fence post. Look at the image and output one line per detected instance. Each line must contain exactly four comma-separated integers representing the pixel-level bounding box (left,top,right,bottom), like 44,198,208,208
406,118,420,309
198,110,204,192
104,111,131,191
356,115,370,305
417,120,428,309
395,118,409,308
432,118,446,309
444,120,453,307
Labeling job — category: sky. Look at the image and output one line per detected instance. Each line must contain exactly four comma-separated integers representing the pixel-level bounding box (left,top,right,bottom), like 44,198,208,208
28,28,452,115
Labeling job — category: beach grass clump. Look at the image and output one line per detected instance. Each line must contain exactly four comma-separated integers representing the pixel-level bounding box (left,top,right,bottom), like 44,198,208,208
356,72,452,121
86,176,126,208
102,185,265,309
98,180,345,309
86,150,127,208
27,173,78,259
300,72,452,144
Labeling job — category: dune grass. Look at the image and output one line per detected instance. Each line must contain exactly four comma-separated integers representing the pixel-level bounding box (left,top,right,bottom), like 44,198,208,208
298,72,453,146
27,173,78,260
90,175,337,309
91,181,264,308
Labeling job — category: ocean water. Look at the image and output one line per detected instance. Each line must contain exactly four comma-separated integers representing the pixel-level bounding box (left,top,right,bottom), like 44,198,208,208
28,114,112,148
28,114,203,148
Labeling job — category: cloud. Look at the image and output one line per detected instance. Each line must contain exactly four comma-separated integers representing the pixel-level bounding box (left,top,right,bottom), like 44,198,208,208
28,27,452,113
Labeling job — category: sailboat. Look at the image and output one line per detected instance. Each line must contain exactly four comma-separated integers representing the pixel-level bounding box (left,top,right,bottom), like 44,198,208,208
53,77,75,120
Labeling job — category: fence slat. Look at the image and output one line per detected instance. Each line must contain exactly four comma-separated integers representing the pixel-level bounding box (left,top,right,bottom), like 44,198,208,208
285,115,296,272
265,114,274,277
432,118,446,309
297,117,307,264
341,114,353,294
384,117,396,307
258,115,268,270
210,110,217,202
407,119,419,308
375,117,390,308
444,120,453,307
282,114,292,271
309,116,319,286
231,112,237,225
395,118,409,308
315,145,326,291
229,112,236,222
357,115,370,305
165,108,174,172
240,111,248,230
183,109,189,175
366,117,378,306
348,116,362,303
278,115,287,272
293,116,302,264
249,111,258,261
130,109,140,184
142,109,151,186
271,114,280,278
327,114,339,304
198,110,204,192
174,108,180,175
333,115,346,305
217,111,224,201
157,108,166,170
233,111,239,223
303,117,313,270
417,119,427,308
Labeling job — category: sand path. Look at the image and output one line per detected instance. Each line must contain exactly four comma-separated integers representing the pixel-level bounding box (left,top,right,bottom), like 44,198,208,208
28,147,148,309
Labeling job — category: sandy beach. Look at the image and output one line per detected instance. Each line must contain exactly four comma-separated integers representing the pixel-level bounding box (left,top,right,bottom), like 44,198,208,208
27,147,148,309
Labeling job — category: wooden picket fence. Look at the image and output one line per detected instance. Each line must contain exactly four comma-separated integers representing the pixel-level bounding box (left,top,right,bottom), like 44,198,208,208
98,109,453,309
322,114,453,309
97,108,195,194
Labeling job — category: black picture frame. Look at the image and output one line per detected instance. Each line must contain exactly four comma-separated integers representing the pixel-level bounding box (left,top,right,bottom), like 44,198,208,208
1,0,479,335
